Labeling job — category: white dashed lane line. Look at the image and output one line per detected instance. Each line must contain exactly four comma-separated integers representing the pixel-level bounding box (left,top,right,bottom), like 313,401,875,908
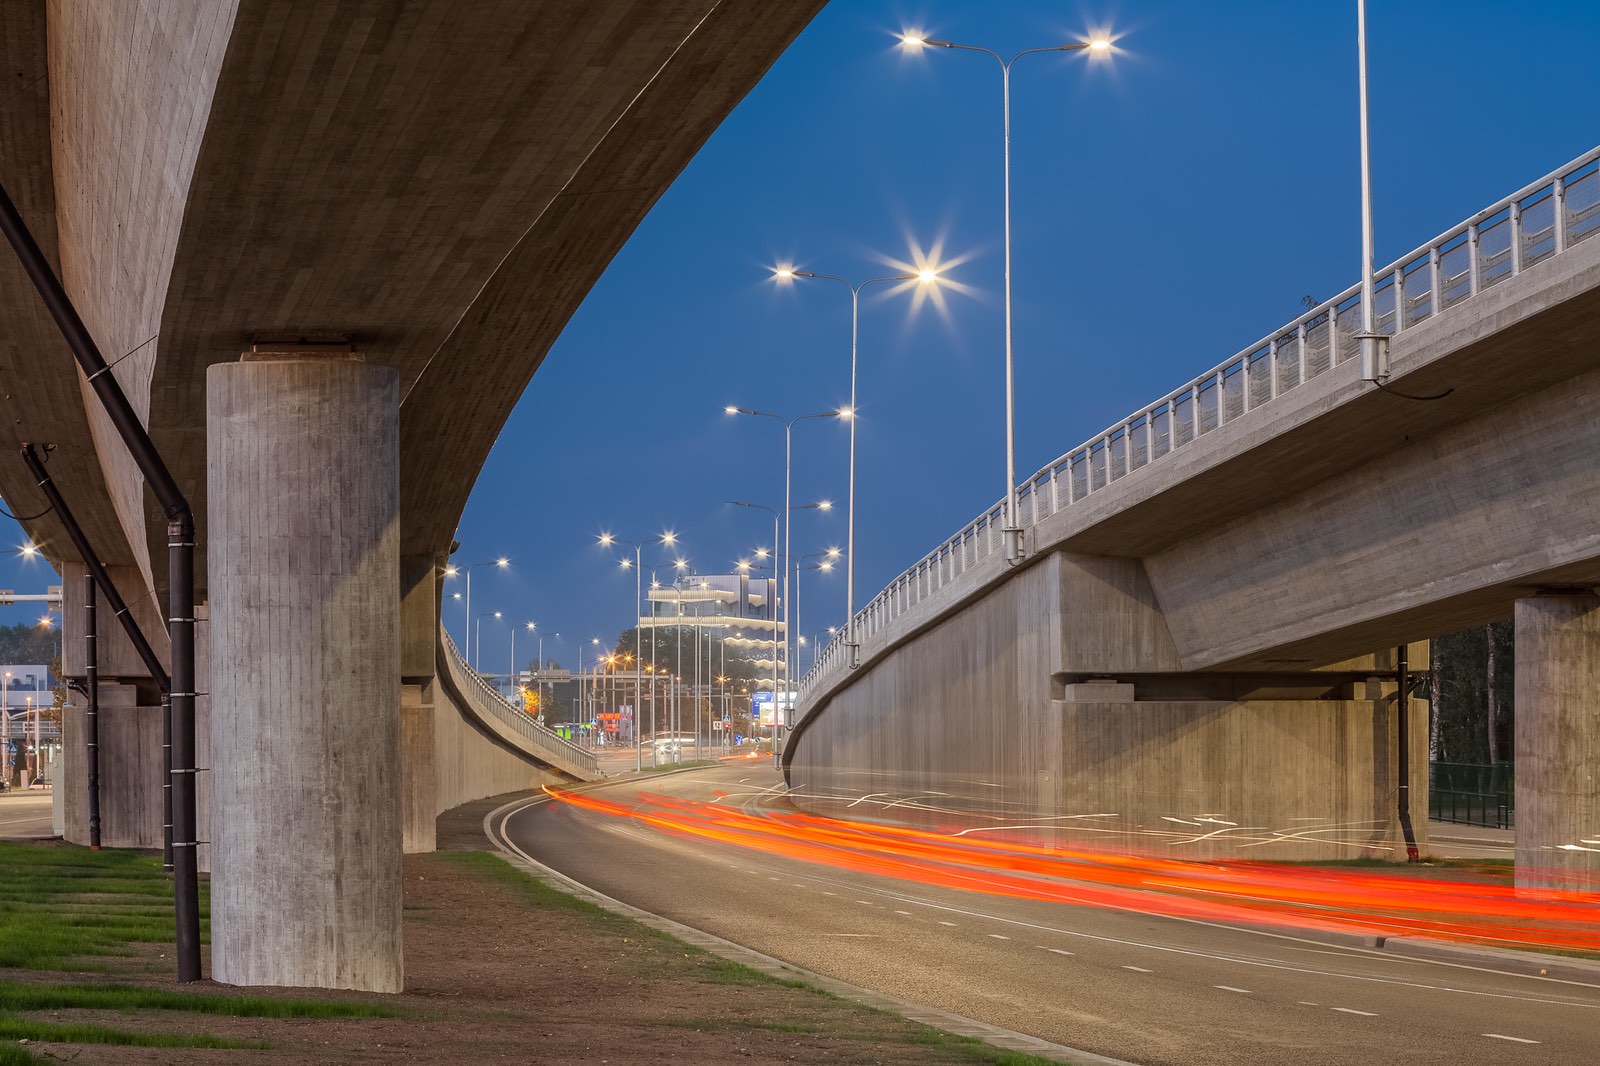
987,934,1011,941
1483,1034,1541,1044
1037,946,1074,956
893,910,913,916
938,921,957,927
1122,966,1154,973
1331,1008,1377,1017
1215,986,1252,994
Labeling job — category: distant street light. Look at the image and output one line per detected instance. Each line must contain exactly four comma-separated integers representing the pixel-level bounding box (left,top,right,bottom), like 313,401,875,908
511,621,536,691
902,29,1110,565
474,611,502,672
793,548,840,680
449,556,508,666
725,405,841,699
597,531,680,770
730,498,830,768
772,268,939,666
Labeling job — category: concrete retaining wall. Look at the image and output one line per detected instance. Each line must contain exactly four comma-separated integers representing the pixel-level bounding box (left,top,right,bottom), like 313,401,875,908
789,551,1429,861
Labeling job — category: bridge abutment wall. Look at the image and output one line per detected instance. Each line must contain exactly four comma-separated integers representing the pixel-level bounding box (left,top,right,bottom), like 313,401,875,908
789,552,1428,860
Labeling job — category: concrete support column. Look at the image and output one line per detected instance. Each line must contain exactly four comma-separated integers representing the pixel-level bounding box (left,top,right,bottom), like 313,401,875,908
60,683,164,848
401,681,438,853
1515,591,1600,893
207,354,402,992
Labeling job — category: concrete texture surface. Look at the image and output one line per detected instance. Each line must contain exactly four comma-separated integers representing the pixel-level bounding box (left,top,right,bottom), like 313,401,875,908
1515,591,1600,891
206,356,403,992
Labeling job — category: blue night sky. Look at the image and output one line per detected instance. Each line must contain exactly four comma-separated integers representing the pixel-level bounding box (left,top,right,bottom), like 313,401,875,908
2,1,1598,679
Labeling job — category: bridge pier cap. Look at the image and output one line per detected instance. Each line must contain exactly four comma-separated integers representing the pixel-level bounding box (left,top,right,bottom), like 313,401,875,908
207,348,404,992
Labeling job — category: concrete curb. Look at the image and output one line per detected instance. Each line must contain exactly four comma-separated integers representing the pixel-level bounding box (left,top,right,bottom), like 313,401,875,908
482,795,1139,1066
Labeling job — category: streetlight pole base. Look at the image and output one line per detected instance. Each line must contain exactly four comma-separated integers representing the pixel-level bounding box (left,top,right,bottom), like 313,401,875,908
846,642,861,669
1003,526,1026,565
1358,333,1390,383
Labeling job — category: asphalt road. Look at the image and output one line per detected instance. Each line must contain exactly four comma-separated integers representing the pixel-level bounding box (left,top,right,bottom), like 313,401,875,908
501,763,1600,1066
0,790,54,839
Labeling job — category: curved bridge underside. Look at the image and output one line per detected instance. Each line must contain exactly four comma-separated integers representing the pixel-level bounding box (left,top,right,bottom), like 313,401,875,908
0,0,823,595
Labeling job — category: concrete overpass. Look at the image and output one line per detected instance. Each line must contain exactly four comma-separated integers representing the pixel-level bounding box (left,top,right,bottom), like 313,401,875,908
0,0,824,990
791,144,1600,891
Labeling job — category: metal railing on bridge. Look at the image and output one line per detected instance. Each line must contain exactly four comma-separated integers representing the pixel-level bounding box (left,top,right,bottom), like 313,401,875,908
440,632,599,779
804,144,1600,697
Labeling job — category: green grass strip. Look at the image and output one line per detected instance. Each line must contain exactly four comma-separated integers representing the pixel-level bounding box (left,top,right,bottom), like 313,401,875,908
0,980,399,1019
0,1044,44,1066
0,1017,262,1050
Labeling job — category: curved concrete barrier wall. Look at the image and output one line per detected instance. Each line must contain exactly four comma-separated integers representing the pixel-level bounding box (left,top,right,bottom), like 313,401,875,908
787,551,1428,862
436,633,598,782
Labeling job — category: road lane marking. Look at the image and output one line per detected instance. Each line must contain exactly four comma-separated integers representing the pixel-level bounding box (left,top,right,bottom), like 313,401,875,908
1038,947,1075,956
1332,1008,1376,1016
1215,986,1252,994
987,934,1011,941
894,910,913,916
938,921,957,927
785,881,1600,1009
1483,1034,1540,1044
1298,1001,1319,1006
1122,966,1153,973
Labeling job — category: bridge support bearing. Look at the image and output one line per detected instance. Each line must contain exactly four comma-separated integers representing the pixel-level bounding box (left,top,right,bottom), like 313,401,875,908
1514,591,1600,895
206,356,403,992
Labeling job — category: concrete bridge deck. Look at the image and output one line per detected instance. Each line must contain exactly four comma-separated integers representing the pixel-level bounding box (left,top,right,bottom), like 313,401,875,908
790,144,1600,888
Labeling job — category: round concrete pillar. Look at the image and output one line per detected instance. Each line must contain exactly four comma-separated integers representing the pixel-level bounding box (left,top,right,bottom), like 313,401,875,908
1515,591,1600,894
207,357,403,991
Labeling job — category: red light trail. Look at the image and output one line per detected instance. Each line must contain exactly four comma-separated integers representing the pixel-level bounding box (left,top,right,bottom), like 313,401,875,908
543,786,1600,953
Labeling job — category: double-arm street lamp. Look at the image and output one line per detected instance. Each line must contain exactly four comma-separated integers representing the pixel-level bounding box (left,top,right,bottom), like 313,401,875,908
725,405,843,690
597,531,681,770
772,269,938,667
793,547,840,681
901,30,1109,564
445,556,509,667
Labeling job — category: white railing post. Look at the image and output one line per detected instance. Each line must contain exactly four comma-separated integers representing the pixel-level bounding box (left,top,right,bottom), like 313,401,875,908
1554,176,1568,255
1510,199,1524,276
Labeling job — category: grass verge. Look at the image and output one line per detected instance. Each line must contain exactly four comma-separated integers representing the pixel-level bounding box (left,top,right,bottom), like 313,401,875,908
449,850,1065,1065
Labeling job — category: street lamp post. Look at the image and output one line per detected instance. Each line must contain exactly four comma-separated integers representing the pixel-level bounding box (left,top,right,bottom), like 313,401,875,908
725,405,841,696
772,269,937,666
598,532,680,770
901,30,1109,564
447,557,508,667
793,548,840,682
731,499,831,767
474,611,502,673
511,621,535,693
26,695,36,786
1355,0,1388,384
